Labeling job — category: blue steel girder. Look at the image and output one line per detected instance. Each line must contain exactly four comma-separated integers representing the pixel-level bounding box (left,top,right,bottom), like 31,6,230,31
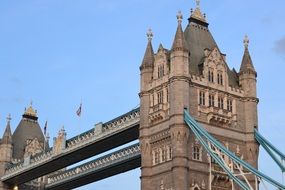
184,109,285,190
45,143,141,190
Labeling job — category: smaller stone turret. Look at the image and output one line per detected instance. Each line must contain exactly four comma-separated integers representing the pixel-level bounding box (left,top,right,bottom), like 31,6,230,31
1,115,12,145
239,35,257,97
0,115,13,190
140,28,154,92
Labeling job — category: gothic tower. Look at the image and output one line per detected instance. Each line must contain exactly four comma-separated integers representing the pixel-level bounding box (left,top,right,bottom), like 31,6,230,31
0,115,13,190
0,104,47,190
139,2,258,190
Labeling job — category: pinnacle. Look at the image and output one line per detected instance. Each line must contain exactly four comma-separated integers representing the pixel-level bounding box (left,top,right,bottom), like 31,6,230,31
171,11,188,52
240,36,256,75
2,114,13,144
140,29,154,70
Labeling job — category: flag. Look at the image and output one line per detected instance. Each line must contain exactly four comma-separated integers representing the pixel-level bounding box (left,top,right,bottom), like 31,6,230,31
44,121,48,136
76,103,82,117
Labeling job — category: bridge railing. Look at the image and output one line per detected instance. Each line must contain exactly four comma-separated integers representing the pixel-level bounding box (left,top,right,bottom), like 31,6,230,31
3,108,140,179
46,143,140,187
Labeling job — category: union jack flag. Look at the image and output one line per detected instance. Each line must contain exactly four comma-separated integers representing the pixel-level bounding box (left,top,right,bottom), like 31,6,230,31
76,103,82,117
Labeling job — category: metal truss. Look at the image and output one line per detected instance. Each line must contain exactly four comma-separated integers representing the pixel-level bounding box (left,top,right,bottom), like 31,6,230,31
184,109,285,190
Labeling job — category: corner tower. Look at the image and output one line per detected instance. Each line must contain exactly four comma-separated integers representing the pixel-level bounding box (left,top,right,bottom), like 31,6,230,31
139,1,259,190
0,115,13,190
12,104,45,160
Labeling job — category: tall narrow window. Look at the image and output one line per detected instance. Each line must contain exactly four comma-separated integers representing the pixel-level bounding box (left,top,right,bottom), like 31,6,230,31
166,88,169,102
158,91,164,104
161,148,167,162
209,94,215,107
217,72,223,85
218,97,224,109
154,150,160,165
193,146,201,161
208,70,214,83
227,99,233,112
158,65,164,78
168,146,172,160
199,91,205,106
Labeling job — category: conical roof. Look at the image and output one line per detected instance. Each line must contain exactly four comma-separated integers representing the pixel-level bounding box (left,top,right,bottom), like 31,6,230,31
239,36,256,75
184,5,239,86
172,11,188,52
140,29,154,70
12,105,45,159
1,114,12,144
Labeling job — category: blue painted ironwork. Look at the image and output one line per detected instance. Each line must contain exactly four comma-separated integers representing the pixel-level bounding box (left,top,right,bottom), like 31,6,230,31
255,129,285,172
184,109,285,190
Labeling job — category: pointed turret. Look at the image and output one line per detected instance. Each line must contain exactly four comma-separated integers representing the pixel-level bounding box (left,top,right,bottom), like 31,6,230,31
239,35,256,76
1,114,12,145
140,28,154,71
171,11,188,52
239,35,257,97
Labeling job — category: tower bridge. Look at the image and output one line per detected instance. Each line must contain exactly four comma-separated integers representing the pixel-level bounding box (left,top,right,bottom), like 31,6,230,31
1,108,139,185
0,1,284,190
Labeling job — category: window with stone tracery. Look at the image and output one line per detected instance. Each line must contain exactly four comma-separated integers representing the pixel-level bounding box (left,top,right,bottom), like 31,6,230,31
193,145,201,161
152,145,172,165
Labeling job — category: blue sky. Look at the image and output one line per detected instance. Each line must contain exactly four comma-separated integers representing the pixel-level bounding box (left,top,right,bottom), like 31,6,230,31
0,0,285,189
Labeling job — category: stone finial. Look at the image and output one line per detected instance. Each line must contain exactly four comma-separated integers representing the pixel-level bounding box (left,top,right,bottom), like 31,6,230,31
190,0,207,22
243,35,249,48
196,0,200,8
176,11,183,23
147,28,153,41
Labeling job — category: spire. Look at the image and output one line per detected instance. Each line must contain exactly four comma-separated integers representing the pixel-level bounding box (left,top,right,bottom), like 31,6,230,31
171,11,188,52
2,114,12,144
140,28,154,70
239,35,256,76
190,0,207,23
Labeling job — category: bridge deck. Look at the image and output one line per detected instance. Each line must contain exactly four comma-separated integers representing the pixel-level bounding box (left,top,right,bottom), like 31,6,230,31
1,109,140,186
45,143,141,190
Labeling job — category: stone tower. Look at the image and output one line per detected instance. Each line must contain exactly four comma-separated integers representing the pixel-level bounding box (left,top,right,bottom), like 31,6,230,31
139,2,258,190
0,104,47,190
0,115,13,190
